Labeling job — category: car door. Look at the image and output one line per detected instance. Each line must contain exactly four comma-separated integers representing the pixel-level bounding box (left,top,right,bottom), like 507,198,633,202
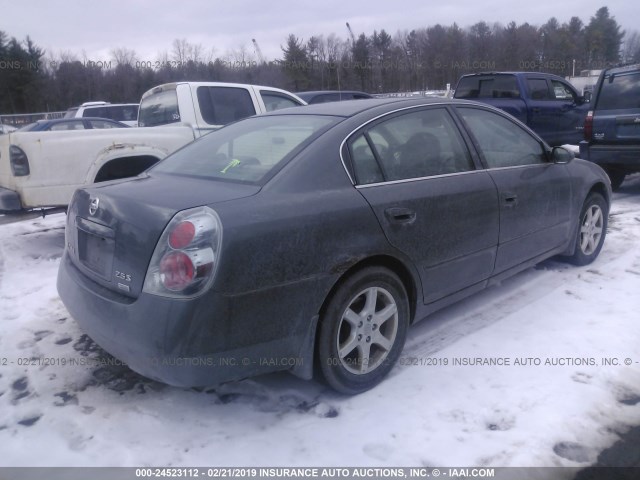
526,76,585,145
455,106,573,274
348,106,500,304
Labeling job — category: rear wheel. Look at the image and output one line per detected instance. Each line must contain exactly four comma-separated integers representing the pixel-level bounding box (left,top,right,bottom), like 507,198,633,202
567,192,608,266
317,267,409,394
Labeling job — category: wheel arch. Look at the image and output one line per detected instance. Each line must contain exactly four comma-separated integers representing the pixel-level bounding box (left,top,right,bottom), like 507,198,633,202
561,180,610,257
318,254,420,326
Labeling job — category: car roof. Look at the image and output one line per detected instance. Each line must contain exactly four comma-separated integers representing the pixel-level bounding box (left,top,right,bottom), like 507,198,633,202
297,90,371,96
264,97,469,118
459,71,567,80
604,63,640,74
38,117,122,123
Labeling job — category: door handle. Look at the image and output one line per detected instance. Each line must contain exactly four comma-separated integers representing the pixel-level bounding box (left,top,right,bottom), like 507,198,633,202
384,207,416,224
501,193,518,208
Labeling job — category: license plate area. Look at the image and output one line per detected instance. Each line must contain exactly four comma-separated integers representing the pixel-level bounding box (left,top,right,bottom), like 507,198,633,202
76,218,115,281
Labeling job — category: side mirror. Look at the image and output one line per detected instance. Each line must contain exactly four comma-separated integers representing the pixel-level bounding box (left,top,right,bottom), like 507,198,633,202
551,146,574,164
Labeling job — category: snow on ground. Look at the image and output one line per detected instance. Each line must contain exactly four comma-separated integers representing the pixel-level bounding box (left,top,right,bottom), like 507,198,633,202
0,177,639,472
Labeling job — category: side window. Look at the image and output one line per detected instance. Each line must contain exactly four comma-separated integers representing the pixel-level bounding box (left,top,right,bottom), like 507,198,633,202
83,106,107,118
313,93,340,104
121,106,139,121
89,119,120,129
551,80,576,101
349,135,384,184
458,107,546,168
260,92,301,112
50,121,85,131
197,87,257,125
455,75,519,99
350,108,474,184
527,78,551,100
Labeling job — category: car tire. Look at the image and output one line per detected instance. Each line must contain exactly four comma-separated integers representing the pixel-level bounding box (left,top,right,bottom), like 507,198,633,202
316,267,409,394
567,192,608,266
605,168,626,191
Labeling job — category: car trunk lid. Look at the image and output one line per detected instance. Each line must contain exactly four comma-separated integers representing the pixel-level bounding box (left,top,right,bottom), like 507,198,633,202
66,173,259,298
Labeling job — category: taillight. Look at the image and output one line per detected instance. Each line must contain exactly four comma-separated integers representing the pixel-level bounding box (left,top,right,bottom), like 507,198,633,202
169,221,196,249
10,145,30,176
143,206,222,297
159,252,195,291
584,110,593,141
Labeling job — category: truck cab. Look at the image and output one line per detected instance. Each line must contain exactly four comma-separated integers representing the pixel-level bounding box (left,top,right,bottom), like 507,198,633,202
454,72,588,146
137,82,306,136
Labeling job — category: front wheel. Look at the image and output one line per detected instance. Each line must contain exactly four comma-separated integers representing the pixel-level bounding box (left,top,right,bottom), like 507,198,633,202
317,267,410,394
567,192,608,266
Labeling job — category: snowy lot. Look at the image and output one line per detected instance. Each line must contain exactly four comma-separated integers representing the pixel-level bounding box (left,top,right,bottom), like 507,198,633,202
0,177,639,471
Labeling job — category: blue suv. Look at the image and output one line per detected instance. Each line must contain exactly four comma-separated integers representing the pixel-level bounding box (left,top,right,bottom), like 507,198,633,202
580,64,640,190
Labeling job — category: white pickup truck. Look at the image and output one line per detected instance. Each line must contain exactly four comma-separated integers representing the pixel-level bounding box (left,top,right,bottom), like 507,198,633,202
0,82,305,211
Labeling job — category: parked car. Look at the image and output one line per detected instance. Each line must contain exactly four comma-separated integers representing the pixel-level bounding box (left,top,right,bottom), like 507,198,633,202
453,72,589,146
579,64,640,190
0,124,17,134
18,117,129,132
0,82,305,212
64,101,140,127
57,98,610,395
296,90,373,104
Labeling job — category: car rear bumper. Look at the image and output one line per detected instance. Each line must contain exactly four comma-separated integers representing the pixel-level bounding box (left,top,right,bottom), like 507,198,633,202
57,252,312,387
579,141,640,171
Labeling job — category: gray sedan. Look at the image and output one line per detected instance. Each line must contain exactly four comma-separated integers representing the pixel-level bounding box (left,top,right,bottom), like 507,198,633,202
57,98,611,394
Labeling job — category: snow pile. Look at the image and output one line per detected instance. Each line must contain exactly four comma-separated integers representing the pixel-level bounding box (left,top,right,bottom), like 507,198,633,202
0,178,639,468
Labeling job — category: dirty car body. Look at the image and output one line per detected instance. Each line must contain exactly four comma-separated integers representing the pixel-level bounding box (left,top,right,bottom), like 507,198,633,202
57,98,611,394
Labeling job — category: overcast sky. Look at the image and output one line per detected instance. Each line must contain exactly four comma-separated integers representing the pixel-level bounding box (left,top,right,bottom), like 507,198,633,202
1,0,638,63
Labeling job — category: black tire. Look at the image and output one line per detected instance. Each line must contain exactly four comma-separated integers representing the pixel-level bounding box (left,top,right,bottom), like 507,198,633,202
605,168,626,191
317,267,409,394
567,192,608,266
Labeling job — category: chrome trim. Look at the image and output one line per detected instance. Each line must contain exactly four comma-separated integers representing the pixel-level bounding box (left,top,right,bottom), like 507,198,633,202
484,163,552,172
338,102,452,185
355,169,482,189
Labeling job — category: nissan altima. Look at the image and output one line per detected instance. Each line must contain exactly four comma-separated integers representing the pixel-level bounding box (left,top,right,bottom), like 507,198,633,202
57,98,611,394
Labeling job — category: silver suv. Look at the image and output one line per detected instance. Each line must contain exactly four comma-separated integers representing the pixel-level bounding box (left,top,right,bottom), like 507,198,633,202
64,101,139,127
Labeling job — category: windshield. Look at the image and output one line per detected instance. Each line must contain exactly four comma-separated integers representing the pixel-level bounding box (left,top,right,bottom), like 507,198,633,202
597,71,640,110
151,115,339,184
138,89,180,127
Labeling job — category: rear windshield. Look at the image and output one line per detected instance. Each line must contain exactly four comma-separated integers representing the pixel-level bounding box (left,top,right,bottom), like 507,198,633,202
138,90,181,127
151,115,338,184
83,105,138,122
455,75,520,99
597,71,640,110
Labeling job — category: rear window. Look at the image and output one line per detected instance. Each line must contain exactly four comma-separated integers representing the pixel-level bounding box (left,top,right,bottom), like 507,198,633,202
152,115,338,184
197,86,257,125
139,90,181,127
454,75,520,99
86,105,138,122
596,71,640,110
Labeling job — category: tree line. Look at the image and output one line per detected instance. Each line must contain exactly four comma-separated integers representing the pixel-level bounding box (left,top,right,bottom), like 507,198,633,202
0,6,637,115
